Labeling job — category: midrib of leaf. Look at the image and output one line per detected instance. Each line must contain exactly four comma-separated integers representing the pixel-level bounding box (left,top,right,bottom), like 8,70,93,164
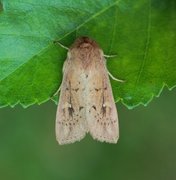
0,0,121,83
75,0,121,31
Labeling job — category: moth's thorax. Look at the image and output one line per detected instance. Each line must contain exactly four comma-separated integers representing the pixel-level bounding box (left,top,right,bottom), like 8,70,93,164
69,37,103,69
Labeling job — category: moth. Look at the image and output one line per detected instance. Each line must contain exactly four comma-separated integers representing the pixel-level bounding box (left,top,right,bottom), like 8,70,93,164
55,37,123,145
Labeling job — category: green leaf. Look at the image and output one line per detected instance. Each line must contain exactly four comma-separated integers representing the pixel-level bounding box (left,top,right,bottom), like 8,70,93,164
0,0,176,109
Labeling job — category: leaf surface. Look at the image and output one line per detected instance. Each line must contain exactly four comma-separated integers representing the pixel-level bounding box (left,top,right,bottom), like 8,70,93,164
0,0,175,108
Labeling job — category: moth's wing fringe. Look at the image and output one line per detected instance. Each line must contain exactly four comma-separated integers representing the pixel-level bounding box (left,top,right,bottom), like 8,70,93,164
56,132,87,145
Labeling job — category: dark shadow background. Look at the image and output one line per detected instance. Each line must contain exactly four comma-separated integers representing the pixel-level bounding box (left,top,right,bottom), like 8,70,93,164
0,88,176,180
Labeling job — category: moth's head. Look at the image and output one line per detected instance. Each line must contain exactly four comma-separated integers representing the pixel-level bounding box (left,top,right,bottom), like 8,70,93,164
70,36,100,51
68,37,103,61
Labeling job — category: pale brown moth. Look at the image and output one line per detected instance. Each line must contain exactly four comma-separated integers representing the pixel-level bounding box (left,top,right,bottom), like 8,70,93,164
55,37,123,145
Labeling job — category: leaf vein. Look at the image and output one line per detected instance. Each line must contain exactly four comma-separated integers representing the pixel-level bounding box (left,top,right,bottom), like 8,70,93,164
134,0,152,88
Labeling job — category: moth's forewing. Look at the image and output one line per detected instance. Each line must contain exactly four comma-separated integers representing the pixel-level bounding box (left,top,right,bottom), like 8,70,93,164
87,57,119,143
56,58,88,145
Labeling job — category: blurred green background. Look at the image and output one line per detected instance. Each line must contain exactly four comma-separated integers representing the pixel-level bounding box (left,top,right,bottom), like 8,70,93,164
0,88,176,180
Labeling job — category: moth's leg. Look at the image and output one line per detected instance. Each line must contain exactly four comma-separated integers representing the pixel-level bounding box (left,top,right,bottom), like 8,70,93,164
54,41,69,50
108,71,124,83
53,59,69,97
53,85,62,96
104,54,117,58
